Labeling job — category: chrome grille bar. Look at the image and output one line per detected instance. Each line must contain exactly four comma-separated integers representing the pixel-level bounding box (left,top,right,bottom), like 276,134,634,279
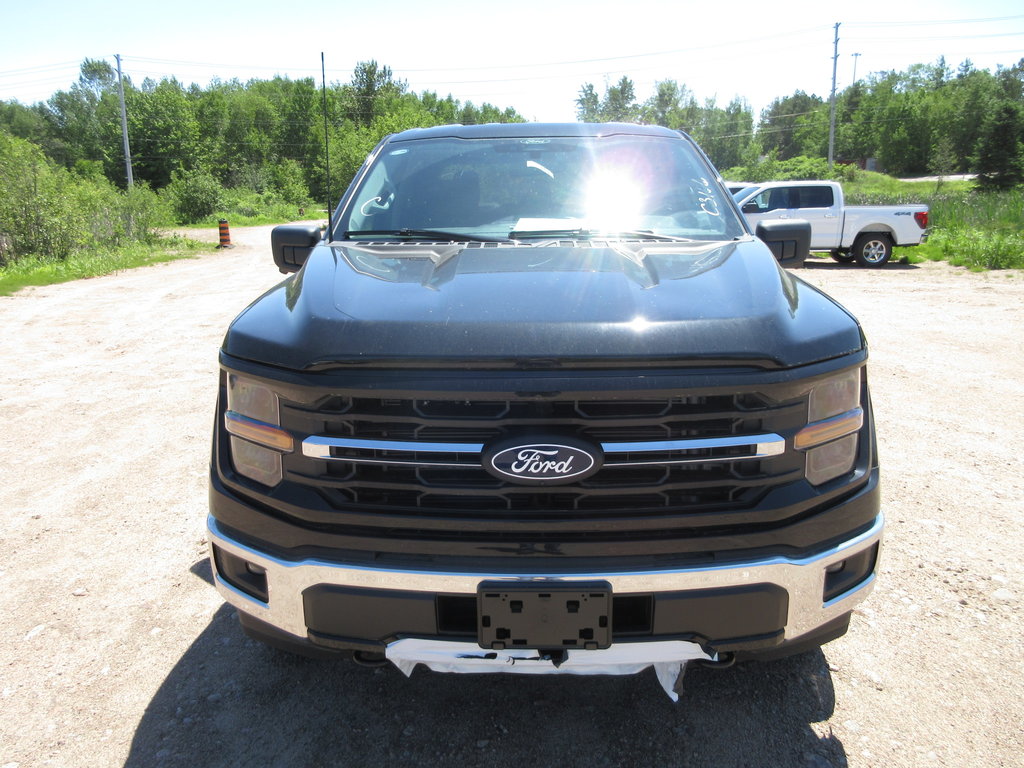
302,436,485,467
602,434,785,466
301,434,784,467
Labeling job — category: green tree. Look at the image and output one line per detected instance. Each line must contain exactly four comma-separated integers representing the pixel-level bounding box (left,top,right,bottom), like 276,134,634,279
192,81,232,180
758,91,825,160
346,61,405,126
995,58,1024,100
602,77,639,122
973,101,1024,188
0,100,56,156
942,65,1000,171
695,97,754,169
928,135,959,188
127,78,204,187
221,88,279,187
575,84,601,122
421,91,461,124
575,77,639,122
832,83,871,162
641,80,700,130
44,58,120,170
274,77,320,165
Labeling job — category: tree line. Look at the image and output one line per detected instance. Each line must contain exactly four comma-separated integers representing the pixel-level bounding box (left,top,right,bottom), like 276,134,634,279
4,54,1022,205
577,57,1024,187
2,54,1023,267
0,59,524,228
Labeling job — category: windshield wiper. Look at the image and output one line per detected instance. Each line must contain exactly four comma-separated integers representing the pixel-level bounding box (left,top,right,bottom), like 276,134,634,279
508,227,694,243
343,228,508,243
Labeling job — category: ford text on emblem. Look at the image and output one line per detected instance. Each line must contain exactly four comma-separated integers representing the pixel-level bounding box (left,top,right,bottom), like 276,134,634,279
482,438,603,485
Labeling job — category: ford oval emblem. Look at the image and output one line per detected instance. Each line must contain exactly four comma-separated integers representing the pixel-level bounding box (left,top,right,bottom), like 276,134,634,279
483,438,603,485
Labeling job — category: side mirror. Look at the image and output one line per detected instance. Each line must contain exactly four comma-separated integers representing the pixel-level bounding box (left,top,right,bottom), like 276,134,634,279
755,219,811,268
741,201,760,214
271,225,322,273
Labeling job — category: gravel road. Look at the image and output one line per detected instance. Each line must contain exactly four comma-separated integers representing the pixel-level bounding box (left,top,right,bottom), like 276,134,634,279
2,226,1022,768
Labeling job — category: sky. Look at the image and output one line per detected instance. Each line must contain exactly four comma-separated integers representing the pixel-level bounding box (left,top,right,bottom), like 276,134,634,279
1,0,1022,122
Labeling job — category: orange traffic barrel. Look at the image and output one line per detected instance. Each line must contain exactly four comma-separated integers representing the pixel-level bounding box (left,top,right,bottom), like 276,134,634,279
217,219,233,248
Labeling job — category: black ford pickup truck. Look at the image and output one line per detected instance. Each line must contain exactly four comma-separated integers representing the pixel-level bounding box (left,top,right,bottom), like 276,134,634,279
207,123,881,699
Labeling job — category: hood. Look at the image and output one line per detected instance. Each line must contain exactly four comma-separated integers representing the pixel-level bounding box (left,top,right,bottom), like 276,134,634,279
223,238,863,370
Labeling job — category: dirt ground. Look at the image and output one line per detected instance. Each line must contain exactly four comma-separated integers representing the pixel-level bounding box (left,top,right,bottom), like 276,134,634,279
1,226,1022,768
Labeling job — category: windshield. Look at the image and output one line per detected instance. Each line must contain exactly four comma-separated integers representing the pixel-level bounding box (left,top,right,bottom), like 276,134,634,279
335,134,745,242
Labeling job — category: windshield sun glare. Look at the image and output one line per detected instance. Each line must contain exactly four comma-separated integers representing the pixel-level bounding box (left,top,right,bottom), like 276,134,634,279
337,135,744,242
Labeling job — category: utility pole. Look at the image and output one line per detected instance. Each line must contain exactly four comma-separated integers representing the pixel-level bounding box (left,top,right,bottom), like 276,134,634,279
827,23,840,169
851,52,861,84
115,54,134,188
321,53,332,234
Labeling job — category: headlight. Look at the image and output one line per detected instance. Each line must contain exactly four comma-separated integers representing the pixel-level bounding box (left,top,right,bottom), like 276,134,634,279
224,374,293,486
795,369,863,486
807,368,860,423
804,434,859,486
227,374,280,424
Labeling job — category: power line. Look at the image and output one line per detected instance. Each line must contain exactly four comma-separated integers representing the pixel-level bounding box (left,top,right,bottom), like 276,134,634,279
847,31,1024,42
847,14,1024,28
2,13,1016,82
0,60,82,76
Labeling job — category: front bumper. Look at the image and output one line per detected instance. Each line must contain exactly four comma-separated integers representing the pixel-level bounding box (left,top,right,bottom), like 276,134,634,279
208,511,882,658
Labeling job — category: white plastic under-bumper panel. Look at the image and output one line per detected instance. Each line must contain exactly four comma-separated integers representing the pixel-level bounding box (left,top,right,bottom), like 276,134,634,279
385,638,715,701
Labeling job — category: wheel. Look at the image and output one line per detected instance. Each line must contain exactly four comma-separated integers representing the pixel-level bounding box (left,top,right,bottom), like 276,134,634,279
830,249,855,263
852,234,892,267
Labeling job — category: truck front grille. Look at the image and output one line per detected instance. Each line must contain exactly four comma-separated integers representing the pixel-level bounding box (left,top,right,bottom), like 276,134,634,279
279,394,804,518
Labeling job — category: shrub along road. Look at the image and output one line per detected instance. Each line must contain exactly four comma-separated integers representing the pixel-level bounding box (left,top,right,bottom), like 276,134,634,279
1,228,1022,768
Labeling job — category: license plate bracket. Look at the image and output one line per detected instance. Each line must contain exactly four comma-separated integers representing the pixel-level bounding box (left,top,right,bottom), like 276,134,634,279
477,581,612,650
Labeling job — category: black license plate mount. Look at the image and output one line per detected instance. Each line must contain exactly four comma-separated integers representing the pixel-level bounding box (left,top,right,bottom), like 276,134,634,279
477,581,612,650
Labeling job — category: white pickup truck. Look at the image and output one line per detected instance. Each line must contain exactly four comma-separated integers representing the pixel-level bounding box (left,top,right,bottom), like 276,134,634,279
733,180,929,267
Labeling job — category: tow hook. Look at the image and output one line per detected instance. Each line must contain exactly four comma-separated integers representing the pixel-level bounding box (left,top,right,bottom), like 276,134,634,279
352,650,389,667
693,651,736,669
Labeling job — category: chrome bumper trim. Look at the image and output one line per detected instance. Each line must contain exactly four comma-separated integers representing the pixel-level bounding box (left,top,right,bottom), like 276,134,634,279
208,513,883,646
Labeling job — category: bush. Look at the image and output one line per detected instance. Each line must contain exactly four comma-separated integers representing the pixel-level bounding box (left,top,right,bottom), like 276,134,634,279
722,155,857,183
0,131,65,262
165,169,222,223
267,159,313,206
0,130,168,264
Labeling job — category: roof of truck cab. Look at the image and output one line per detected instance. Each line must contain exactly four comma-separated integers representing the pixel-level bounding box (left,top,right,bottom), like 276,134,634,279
386,123,682,142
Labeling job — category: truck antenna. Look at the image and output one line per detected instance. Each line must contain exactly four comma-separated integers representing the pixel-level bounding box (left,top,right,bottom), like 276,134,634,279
321,53,334,238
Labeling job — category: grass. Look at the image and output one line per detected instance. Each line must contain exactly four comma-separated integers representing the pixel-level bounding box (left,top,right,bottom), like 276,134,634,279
843,174,1024,270
0,235,214,296
844,171,974,198
915,229,1024,271
172,207,327,230
191,208,325,228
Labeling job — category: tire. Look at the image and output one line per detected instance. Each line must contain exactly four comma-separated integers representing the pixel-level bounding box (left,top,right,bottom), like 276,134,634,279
830,249,854,263
852,233,892,267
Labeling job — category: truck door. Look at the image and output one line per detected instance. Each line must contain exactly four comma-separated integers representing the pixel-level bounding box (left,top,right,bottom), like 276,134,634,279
791,185,841,249
739,187,794,236
740,185,841,250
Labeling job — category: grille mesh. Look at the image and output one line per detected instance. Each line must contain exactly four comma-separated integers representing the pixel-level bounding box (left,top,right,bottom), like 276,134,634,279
282,394,802,519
